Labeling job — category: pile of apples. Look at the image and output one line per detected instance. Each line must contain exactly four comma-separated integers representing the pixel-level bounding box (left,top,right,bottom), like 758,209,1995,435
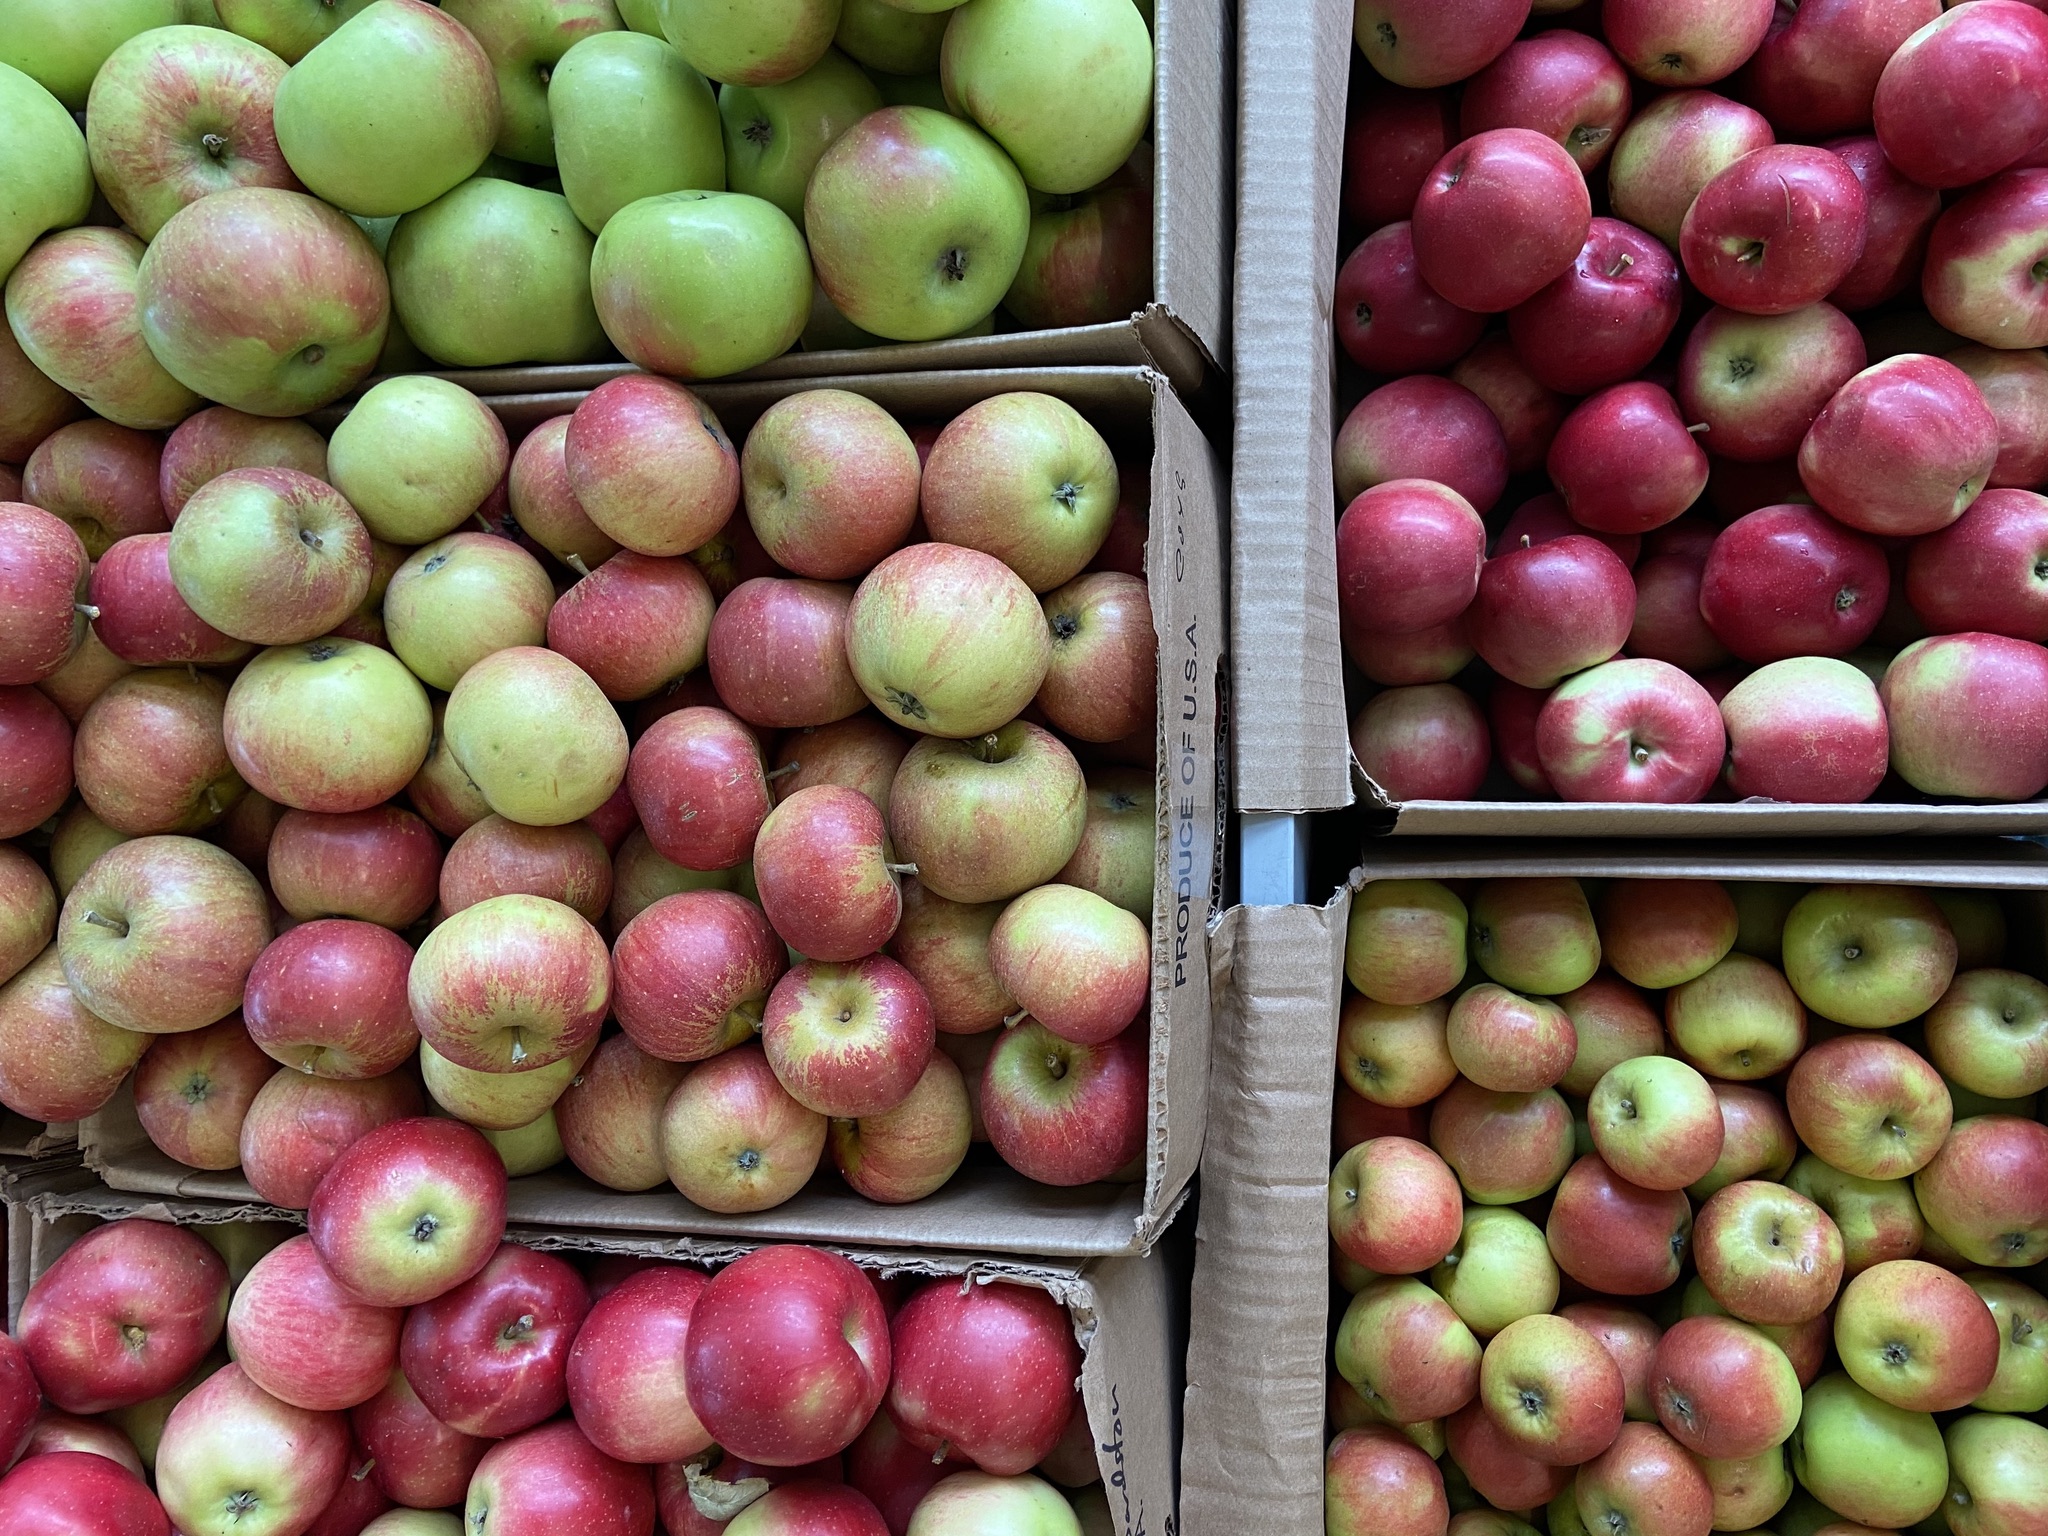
1326,873,2048,1535
0,1125,1111,1535
1336,0,2048,806
0,0,1156,411
0,373,1160,1214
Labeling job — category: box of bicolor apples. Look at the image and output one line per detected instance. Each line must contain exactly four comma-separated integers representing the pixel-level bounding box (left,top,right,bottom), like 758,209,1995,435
1182,836,2048,1536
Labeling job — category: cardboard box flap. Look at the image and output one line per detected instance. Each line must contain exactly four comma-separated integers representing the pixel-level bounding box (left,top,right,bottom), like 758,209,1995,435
1181,898,1348,1536
1348,835,2048,886
0,1115,75,1159
1153,0,1233,372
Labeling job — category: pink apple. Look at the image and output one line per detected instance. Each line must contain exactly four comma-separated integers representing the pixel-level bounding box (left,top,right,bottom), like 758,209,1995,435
1349,684,1491,802
462,1420,654,1536
556,1033,689,1193
440,815,611,925
1342,85,1459,228
760,955,935,1119
1334,223,1486,375
1913,1114,2048,1267
0,502,88,685
1351,1,1529,89
1471,534,1636,688
72,667,242,836
1609,89,1776,248
1799,354,1999,537
1507,219,1683,395
1450,335,1572,474
1037,570,1155,744
1719,657,1889,803
887,1278,1079,1475
1428,1078,1575,1203
707,577,866,731
1741,0,1942,139
1604,0,1775,87
1444,986,1578,1093
1487,683,1552,793
402,1242,589,1438
1874,3,2048,190
226,1235,400,1412
612,889,786,1062
1412,128,1592,314
158,407,327,521
1882,632,2048,801
1680,145,1868,316
155,1365,350,1536
1461,31,1631,172
0,1449,168,1536
238,1067,426,1210
564,374,739,558
980,1018,1145,1186
545,550,715,703
1333,377,1508,513
268,805,441,929
1336,479,1487,637
352,1367,488,1509
1699,503,1888,661
565,1264,713,1466
86,533,251,668
507,414,619,571
628,706,769,870
1679,303,1867,464
1693,1180,1845,1324
1346,612,1477,687
1547,382,1708,534
1478,1311,1626,1465
0,685,73,838
308,1116,508,1308
242,919,418,1079
739,388,919,580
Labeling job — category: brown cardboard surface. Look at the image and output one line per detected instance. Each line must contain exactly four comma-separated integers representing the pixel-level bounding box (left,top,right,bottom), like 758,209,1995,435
99,367,1228,1261
1182,836,2048,1536
1228,0,1353,815
8,1181,1183,1534
1362,795,2048,838
0,1114,74,1159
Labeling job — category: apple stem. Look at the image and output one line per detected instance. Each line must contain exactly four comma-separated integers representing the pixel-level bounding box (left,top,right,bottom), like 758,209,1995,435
351,1458,376,1482
1605,251,1634,279
1686,422,1711,434
886,862,919,876
205,786,223,815
1003,1008,1029,1028
931,1440,953,1465
82,910,129,938
508,1038,528,1066
764,762,801,781
564,553,591,577
73,602,99,619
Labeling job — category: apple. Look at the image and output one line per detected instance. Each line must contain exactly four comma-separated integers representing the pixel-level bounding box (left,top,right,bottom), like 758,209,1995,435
0,1450,168,1536
1461,30,1629,174
1335,223,1486,375
1608,89,1775,249
14,1409,149,1478
1742,0,1941,138
1913,1114,2048,1267
1334,377,1509,515
1468,877,1601,996
1603,0,1773,85
1692,1083,1797,1199
1345,879,1467,1008
1338,996,1457,1109
706,578,866,731
20,1219,229,1414
272,0,497,216
662,1042,828,1212
979,1018,1144,1187
1335,480,1487,641
0,502,87,685
269,805,440,928
0,41,93,261
738,389,918,581
86,533,251,668
1451,335,1572,475
1693,1180,1844,1325
1349,1,1526,89
1950,352,2048,492
381,533,552,694
1924,968,2048,1101
226,1234,399,1413
1909,483,2048,641
239,1068,425,1208
1557,1305,1662,1423
0,843,55,982
1699,504,1888,662
438,0,617,166
129,1015,280,1170
242,918,417,1078
627,706,771,872
1679,304,1866,465
400,1242,588,1438
772,716,912,821
0,683,72,841
73,667,244,836
1943,1412,2048,1536
0,945,154,1122
1555,974,1661,1095
1680,145,1868,316
1342,84,1457,226
1785,1155,1925,1276
1471,535,1635,690
1874,2,2048,190
35,631,137,734
1429,1078,1575,1204
158,407,328,521
1551,383,1709,537
225,638,433,814
717,49,881,225
561,374,739,559
443,646,626,828
1589,1056,1725,1193
1834,1258,2000,1412
1507,219,1682,396
1430,1206,1559,1340
1415,127,1594,315
830,1050,973,1204
612,888,786,1062
986,884,1146,1048
85,24,296,241
1442,985,1576,1094
551,31,725,234
461,1420,654,1536
1587,881,1731,992
1053,768,1152,920
0,310,80,463
885,881,1012,1035
1884,632,2048,801
21,419,167,559
1648,1314,1801,1460
1443,1399,1570,1511
1924,173,2048,352
1325,1427,1447,1536
1786,1034,1952,1180
1717,657,1889,804
1334,1277,1482,1425
1572,1423,1714,1536
1966,1274,2048,1412
894,1277,1079,1479
887,724,1085,905
136,188,389,416
1801,356,2000,543
409,893,610,1073
1536,658,1725,804
1780,883,1958,1029
1330,1136,1464,1275
1822,133,1941,314
1028,573,1154,746
1479,1312,1624,1468
1545,1155,1693,1296
155,1363,351,1536
1788,1372,1947,1528
440,817,610,926
350,1368,488,1510
423,1036,589,1131
761,954,934,1118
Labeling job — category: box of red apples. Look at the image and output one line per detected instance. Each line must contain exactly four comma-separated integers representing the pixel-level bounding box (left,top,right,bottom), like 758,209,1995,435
73,365,1225,1265
0,1177,1184,1535
1182,836,2048,1535
1232,0,2048,834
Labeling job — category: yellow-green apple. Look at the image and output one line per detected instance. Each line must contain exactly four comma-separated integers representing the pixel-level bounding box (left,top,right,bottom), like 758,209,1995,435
1329,1136,1463,1275
214,0,377,62
0,61,92,280
1925,968,2048,1100
58,833,269,1034
1679,304,1865,465
773,713,912,816
1680,146,1868,317
226,1234,400,1412
835,0,947,74
627,705,770,869
1346,880,1468,1007
612,887,784,1062
1445,984,1577,1094
1556,975,1660,1096
1336,478,1489,638
508,416,618,570
462,1420,655,1534
1966,1274,2048,1413
1052,768,1151,918
238,1066,424,1207
1801,354,1999,541
423,1036,587,1129
1480,1313,1625,1466
351,1371,487,1512
1874,2,2048,189
1595,880,1736,991
384,534,552,693
22,419,168,558
707,577,867,729
130,1014,279,1169
0,0,186,107
387,178,607,367
1694,1180,1844,1325
563,1263,713,1465
1560,1304,1662,1422
719,49,880,225
1786,1033,1952,1180
440,0,617,165
137,188,391,415
1588,1056,1725,1193
805,106,1030,341
564,374,740,557
0,944,153,1121
1664,952,1806,1080
5,227,205,429
661,0,839,85
86,26,298,241
1607,90,1772,248
988,883,1146,1046
86,533,249,668
1719,655,1891,804
156,1363,351,1535
273,0,497,215
1788,1372,1946,1527
327,377,509,548
1337,996,1456,1109
0,844,54,983
226,638,431,813
168,469,372,647
1914,1114,2048,1267
1036,572,1154,743
551,31,724,234
1410,128,1589,314
1429,1077,1574,1204
1429,1207,1557,1339
47,802,129,896
1884,631,2048,801
0,1449,170,1536
0,682,72,836
547,552,713,702
1334,1276,1481,1425
36,630,137,731
889,726,1083,907
1349,1,1525,90
1696,1447,1791,1532
19,1218,229,1413
761,954,934,1118
1325,1428,1448,1536
159,408,327,520
1649,1315,1800,1460
1690,1083,1796,1200
72,667,242,835
444,646,626,827
1444,1398,1571,1511
1942,1412,2048,1536
481,1107,566,1175
1780,883,1958,1029
886,880,1010,1035
1573,1422,1714,1536
1835,1258,1999,1412
830,1049,972,1203
887,1278,1075,1479
268,805,440,928
979,1017,1142,1186
0,316,80,461
398,1241,589,1437
661,1041,826,1211
741,389,919,580
1468,879,1600,995
409,892,609,1072
242,918,418,1078
1785,1155,1923,1276
608,826,736,927
590,189,809,377
440,816,610,925
1546,1154,1694,1295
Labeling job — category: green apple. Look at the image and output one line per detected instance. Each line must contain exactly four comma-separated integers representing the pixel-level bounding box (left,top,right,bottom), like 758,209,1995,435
1943,1413,2048,1536
1699,1446,1792,1532
328,375,511,546
0,0,180,109
168,468,374,646
0,62,93,283
1966,1273,2048,1413
1788,1373,1948,1529
215,0,378,63
798,278,993,350
941,0,1151,195
660,0,841,86
180,0,223,21
1345,878,1468,1007
1924,968,2048,1102
383,532,556,691
1784,1154,1924,1277
273,0,502,216
1467,877,1601,996
388,177,607,366
618,0,664,32
1429,1206,1559,1338
422,1036,588,1129
443,0,621,165
719,47,880,226
589,189,809,376
1729,880,1803,963
551,31,725,233
444,645,628,826
224,638,433,813
483,1106,566,1174
834,0,946,77
1780,883,1959,1028
347,211,431,372
806,104,1028,340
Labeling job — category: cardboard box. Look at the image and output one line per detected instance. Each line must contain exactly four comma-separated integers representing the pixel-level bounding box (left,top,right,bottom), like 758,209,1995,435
96,366,1229,1263
5,1178,1188,1534
0,1114,75,1160
368,0,1233,409
1178,837,2048,1536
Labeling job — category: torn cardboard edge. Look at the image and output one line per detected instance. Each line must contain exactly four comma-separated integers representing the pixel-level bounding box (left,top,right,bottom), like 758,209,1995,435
0,1114,75,1160
101,365,1230,1262
1179,835,2048,1536
6,1180,1184,1536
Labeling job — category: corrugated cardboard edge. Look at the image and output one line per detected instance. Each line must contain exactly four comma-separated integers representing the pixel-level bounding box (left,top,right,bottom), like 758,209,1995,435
9,1182,1180,1534
0,1114,76,1159
1228,0,1352,815
1180,897,1346,1536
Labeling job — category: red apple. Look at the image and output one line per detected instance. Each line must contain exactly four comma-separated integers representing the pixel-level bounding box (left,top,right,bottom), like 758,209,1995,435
408,893,609,1073
1545,1154,1694,1296
268,805,441,929
1346,613,1477,687
1912,1114,2048,1267
1609,89,1776,248
1627,552,1730,673
1333,377,1508,513
462,1420,655,1536
308,1116,508,1308
1649,1313,1802,1460
1741,0,1942,138
0,944,152,1123
227,1235,399,1413
85,533,250,668
508,415,618,571
1679,304,1867,464
350,1369,488,1510
1719,657,1889,803
1561,1303,1664,1422
1873,2,2048,189
564,1264,713,1466
239,1068,425,1209
1412,129,1591,314
1336,479,1487,637
546,551,715,703
1507,219,1683,395
1478,1311,1625,1465
0,1449,168,1536
1429,1078,1576,1203
1326,1427,1447,1536
770,715,911,819
1443,987,1577,1094
887,1278,1079,1476
1444,1398,1570,1511
1349,685,1491,802
980,1019,1145,1186
440,815,611,925
707,577,866,731
1037,571,1155,745
1680,145,1868,316
761,955,935,1118
1693,1180,1845,1325
753,785,903,962
1330,1135,1466,1273
655,1452,845,1536
21,420,167,559
612,889,786,1061
1604,0,1775,86
1494,494,1643,568
1450,335,1571,474
886,882,1011,1036
1825,134,1942,313
1882,632,2048,801
401,1242,589,1438
1462,31,1631,172
847,1408,973,1535
1798,354,1998,537
0,502,88,686
1950,348,2048,490
1834,1258,2000,1411
1342,85,1458,229
627,706,769,871
156,1363,351,1536
1572,1422,1714,1536
830,1050,974,1204
158,406,327,521
1335,223,1486,375
1471,534,1636,689
243,919,417,1079
739,389,918,580
564,374,738,559
1699,503,1888,661
0,685,72,838
1351,2,1529,89
1547,383,1708,535
1923,170,2048,352
127,1014,267,1169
